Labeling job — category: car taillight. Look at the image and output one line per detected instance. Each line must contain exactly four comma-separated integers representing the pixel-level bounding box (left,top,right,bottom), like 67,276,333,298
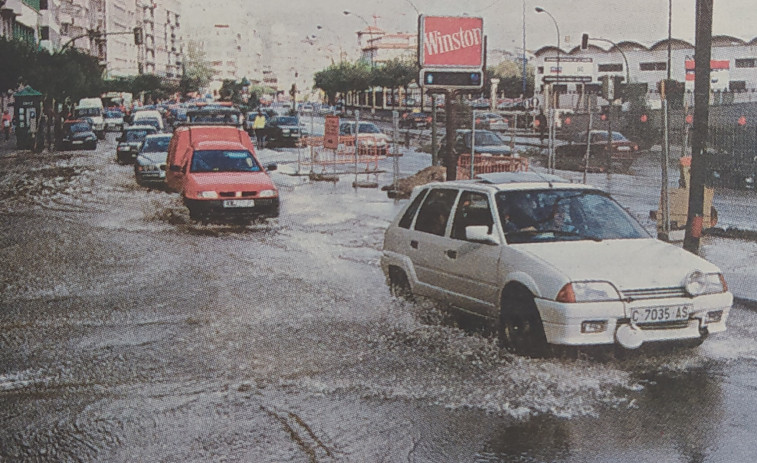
633,144,638,151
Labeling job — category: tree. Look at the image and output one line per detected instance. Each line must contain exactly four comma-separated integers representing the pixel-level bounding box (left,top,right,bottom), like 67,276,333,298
487,59,535,98
181,40,214,95
370,57,418,108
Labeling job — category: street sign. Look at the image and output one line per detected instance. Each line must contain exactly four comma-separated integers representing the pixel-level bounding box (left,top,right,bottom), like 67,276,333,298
324,115,340,149
420,69,483,89
418,15,484,69
542,56,593,83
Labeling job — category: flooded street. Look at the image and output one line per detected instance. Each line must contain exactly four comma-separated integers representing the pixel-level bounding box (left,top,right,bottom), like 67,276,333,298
2,134,757,462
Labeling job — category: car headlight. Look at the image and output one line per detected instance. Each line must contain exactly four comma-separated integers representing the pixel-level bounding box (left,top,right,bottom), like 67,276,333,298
684,270,727,296
197,191,219,199
87,135,96,141
258,189,277,198
556,281,621,303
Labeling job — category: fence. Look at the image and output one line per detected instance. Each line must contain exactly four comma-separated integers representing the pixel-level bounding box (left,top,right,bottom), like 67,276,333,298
456,153,529,180
297,135,386,176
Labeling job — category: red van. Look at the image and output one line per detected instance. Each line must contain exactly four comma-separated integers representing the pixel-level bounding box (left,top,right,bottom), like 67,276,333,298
165,125,279,222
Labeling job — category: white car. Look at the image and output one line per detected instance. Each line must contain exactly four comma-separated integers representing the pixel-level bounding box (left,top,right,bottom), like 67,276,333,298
380,172,732,356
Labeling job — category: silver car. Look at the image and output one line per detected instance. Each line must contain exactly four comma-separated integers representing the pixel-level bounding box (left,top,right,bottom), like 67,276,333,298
134,134,172,186
380,172,732,356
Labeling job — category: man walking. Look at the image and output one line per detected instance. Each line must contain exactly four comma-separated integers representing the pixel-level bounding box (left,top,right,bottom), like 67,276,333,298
2,109,11,141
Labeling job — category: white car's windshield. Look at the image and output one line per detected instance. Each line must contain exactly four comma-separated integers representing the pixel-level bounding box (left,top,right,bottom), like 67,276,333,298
495,189,649,243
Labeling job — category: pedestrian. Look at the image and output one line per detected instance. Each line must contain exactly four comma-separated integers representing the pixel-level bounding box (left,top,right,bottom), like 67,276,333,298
252,110,267,150
35,110,48,153
2,109,11,141
536,110,547,144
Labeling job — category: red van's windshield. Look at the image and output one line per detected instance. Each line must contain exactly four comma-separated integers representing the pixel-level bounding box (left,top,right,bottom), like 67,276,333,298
190,150,261,173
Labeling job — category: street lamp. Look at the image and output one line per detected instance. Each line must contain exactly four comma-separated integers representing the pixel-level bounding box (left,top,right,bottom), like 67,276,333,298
534,7,560,82
343,10,375,67
535,6,560,173
584,35,630,85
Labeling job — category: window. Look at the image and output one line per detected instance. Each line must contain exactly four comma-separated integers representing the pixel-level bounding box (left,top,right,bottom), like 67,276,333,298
414,189,458,236
40,26,49,41
640,62,666,71
735,59,756,68
598,63,623,72
451,191,494,240
729,81,747,91
399,189,429,229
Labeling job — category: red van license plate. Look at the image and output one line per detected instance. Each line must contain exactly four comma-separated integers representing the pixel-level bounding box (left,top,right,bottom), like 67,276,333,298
223,199,255,208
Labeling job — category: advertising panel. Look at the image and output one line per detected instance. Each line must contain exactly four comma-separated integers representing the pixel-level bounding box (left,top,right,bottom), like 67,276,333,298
419,15,484,68
685,59,730,92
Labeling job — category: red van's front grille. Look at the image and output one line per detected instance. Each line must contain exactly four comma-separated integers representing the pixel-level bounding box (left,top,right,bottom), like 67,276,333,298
218,191,257,198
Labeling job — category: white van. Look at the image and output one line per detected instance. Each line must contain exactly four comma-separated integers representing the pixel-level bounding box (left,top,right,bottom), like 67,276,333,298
75,98,105,139
132,109,165,131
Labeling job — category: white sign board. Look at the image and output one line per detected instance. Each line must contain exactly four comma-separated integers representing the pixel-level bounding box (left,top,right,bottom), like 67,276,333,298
542,57,593,83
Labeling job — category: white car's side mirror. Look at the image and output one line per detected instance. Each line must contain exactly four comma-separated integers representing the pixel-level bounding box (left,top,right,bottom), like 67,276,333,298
465,225,499,245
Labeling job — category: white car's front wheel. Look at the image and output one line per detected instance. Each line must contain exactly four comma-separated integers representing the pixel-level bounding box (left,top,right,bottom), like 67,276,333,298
499,285,548,357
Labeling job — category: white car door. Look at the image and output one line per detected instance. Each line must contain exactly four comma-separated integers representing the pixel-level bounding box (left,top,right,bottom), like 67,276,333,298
441,190,503,314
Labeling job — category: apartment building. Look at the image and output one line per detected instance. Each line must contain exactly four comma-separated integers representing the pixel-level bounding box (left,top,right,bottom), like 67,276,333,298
1,0,182,79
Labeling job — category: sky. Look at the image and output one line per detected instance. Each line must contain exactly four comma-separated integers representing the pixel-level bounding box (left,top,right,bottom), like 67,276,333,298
182,0,757,88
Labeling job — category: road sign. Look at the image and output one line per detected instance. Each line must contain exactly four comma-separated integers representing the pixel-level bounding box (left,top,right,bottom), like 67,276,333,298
542,56,593,83
324,115,340,149
420,69,483,89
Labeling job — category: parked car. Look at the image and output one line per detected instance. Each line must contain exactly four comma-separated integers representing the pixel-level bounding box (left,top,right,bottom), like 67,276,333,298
103,109,125,132
165,125,279,222
134,133,173,186
339,121,391,155
116,125,158,164
381,171,732,356
58,119,98,151
261,115,303,147
441,129,513,158
475,112,509,131
399,112,431,129
554,130,640,173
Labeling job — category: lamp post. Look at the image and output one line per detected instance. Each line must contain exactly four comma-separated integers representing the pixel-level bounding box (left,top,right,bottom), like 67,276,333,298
535,6,560,173
343,10,375,68
535,7,560,83
584,36,630,85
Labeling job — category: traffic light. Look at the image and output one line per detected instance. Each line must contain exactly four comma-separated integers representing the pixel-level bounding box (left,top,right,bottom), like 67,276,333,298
133,27,143,45
420,70,483,89
581,33,589,50
601,75,624,100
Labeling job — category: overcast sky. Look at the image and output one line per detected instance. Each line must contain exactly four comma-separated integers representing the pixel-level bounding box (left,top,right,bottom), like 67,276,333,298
182,0,757,87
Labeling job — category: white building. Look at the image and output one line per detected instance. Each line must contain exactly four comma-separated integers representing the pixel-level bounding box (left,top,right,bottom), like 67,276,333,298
533,35,757,105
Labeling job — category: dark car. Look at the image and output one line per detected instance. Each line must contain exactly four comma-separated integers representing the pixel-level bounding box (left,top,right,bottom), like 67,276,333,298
134,133,172,186
554,130,640,173
399,112,431,129
442,129,513,158
262,115,304,147
116,125,158,164
58,119,98,151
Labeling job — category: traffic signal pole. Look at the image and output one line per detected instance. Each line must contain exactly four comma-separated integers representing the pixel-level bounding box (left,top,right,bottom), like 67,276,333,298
683,0,713,254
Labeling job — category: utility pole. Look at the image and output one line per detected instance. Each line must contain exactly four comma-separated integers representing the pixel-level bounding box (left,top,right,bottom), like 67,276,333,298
683,0,713,254
444,90,459,180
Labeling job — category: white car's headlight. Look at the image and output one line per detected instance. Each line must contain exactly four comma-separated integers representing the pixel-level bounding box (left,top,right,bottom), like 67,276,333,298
684,270,727,296
258,189,277,198
197,191,219,199
556,281,621,303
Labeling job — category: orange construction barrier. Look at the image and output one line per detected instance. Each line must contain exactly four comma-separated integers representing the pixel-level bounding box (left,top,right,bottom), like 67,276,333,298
456,153,529,180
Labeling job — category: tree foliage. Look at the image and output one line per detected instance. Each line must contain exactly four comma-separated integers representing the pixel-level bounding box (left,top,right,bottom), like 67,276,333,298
314,58,418,105
181,40,214,95
1,38,104,103
486,59,535,98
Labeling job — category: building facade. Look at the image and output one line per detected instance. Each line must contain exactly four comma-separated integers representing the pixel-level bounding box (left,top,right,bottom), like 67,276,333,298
534,36,757,106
